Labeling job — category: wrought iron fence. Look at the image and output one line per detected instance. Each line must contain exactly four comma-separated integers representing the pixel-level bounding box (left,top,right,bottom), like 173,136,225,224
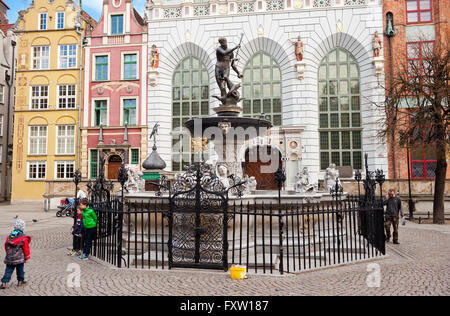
91,197,385,274
86,156,386,274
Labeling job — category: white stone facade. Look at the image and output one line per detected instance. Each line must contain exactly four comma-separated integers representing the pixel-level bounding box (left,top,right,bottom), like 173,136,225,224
145,0,387,186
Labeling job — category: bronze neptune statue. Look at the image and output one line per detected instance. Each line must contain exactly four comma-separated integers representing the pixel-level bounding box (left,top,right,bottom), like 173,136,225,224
214,36,244,108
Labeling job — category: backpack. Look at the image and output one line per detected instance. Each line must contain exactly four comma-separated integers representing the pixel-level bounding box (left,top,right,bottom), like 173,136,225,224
4,237,26,265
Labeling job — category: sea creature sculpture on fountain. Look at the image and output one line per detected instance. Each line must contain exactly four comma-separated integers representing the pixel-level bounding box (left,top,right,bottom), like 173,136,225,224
324,164,342,194
124,165,145,193
295,167,315,194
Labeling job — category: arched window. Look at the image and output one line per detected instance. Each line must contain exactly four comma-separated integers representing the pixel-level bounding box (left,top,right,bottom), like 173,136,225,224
242,52,282,126
172,57,209,171
318,48,362,170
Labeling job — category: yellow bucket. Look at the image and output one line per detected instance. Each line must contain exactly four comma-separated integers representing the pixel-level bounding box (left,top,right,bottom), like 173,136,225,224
230,266,247,280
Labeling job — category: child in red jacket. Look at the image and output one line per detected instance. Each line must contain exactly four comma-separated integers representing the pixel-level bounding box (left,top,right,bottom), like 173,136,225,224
1,219,31,289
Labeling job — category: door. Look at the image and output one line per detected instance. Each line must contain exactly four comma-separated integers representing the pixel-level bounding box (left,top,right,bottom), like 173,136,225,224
108,155,122,180
244,146,282,190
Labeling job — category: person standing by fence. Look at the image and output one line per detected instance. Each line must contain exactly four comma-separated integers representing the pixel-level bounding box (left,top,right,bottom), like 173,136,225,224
68,207,84,256
78,199,98,261
384,189,405,245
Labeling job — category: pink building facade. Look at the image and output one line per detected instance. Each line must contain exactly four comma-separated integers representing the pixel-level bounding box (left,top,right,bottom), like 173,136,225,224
81,0,148,180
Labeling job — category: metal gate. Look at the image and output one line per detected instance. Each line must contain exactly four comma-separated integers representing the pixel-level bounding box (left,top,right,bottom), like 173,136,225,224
167,163,235,271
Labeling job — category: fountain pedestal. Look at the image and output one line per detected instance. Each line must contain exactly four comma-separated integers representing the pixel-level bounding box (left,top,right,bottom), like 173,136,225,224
185,105,272,183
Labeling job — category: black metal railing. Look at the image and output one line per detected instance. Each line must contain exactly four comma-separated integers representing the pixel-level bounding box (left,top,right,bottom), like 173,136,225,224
91,196,385,274
87,155,386,275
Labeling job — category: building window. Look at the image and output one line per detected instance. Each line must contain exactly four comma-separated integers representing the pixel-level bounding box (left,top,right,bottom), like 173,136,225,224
123,99,137,126
406,0,432,24
407,41,434,77
90,150,98,179
318,48,362,171
58,85,76,109
131,149,139,165
28,161,46,180
123,54,137,80
411,146,437,179
39,13,47,30
31,86,49,110
56,12,65,29
242,52,282,126
172,57,210,172
59,45,77,69
55,161,75,179
29,126,47,155
0,145,2,162
56,125,76,155
32,46,50,70
0,85,4,103
95,56,108,81
94,100,107,126
111,15,124,35
0,115,3,137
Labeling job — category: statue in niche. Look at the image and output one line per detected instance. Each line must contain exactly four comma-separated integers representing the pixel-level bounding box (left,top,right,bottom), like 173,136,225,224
213,36,244,106
372,31,382,58
289,35,304,62
295,167,314,194
150,44,160,69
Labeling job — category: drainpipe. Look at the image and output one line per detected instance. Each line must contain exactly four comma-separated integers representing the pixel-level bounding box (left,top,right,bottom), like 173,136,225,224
75,8,84,174
385,13,397,180
4,38,16,200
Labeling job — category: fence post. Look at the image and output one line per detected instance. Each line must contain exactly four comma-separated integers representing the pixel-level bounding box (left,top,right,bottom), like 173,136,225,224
117,164,128,268
72,169,81,252
279,212,284,275
223,198,229,272
275,167,286,275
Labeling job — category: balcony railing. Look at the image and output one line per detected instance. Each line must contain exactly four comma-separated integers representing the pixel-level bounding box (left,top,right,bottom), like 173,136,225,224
108,35,125,45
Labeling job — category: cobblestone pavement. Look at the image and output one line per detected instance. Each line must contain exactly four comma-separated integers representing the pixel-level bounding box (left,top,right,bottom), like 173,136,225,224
0,211,449,296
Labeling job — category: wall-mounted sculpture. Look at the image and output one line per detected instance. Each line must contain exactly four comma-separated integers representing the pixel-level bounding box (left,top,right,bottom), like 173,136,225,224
149,44,160,86
372,31,384,77
289,35,306,80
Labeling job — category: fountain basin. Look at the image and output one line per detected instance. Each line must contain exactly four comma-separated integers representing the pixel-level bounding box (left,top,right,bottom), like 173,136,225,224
185,116,272,137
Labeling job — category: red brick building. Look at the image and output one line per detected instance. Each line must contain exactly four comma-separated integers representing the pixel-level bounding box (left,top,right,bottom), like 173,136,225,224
383,0,450,180
0,0,8,25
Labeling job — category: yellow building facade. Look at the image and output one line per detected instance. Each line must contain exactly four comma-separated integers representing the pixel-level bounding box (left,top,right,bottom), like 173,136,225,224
12,0,96,201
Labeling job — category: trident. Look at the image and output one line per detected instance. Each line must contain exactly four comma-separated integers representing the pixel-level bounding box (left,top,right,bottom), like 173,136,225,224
232,33,245,66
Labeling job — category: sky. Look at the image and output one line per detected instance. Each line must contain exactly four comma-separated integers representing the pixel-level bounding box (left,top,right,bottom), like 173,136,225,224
5,0,147,25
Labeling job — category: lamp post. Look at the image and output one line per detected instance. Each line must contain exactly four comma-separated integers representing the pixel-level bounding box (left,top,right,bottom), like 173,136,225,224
73,169,82,214
406,145,414,219
72,169,82,252
355,170,362,200
375,169,386,202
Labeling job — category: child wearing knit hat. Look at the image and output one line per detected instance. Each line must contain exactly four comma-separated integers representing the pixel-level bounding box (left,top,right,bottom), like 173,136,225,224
0,219,31,289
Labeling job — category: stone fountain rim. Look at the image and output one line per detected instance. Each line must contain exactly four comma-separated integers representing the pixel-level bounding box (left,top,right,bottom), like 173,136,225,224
184,116,273,134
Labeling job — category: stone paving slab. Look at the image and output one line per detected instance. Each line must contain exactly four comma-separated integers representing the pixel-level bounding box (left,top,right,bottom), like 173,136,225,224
0,202,448,296
0,202,72,235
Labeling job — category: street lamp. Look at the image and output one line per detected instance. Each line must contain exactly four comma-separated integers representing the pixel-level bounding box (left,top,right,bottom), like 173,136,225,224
405,144,415,219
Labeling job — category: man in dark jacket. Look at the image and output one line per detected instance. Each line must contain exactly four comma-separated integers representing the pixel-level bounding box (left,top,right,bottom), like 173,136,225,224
384,189,405,245
1,220,31,289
